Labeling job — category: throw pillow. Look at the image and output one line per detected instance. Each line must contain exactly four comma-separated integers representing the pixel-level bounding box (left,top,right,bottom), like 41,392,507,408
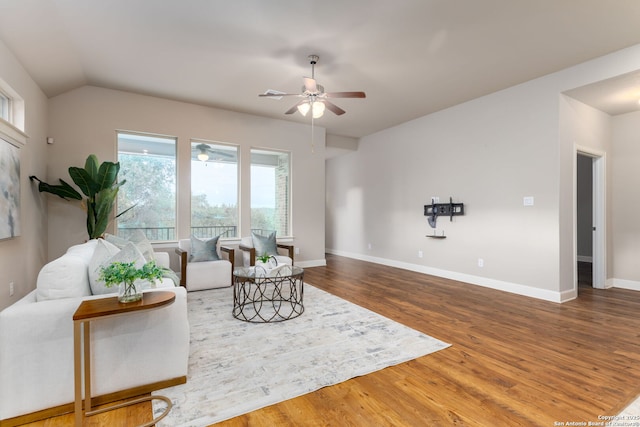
252,230,278,256
90,242,147,295
105,231,156,262
189,235,220,262
88,239,121,294
36,255,91,301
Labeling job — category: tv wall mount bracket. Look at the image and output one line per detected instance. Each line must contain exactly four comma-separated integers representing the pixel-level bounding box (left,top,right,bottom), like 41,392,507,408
424,197,464,229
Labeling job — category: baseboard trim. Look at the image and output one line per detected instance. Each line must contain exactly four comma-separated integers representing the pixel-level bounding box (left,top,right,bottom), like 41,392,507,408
611,278,640,291
326,249,569,303
0,376,186,427
296,258,327,268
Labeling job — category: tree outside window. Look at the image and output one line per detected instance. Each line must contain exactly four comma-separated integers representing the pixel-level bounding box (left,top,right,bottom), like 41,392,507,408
190,141,239,238
251,149,290,236
116,132,177,241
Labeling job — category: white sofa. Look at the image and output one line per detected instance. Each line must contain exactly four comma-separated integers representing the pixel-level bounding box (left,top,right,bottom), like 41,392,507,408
0,239,190,424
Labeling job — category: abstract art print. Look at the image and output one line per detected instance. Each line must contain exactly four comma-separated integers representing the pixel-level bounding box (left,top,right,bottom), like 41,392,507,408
0,137,20,239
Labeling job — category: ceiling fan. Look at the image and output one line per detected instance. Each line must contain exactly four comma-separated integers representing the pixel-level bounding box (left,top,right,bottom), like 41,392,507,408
192,143,235,162
259,55,366,118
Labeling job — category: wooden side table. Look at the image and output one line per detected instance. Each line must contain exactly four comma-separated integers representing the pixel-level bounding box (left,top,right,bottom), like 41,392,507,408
73,291,176,427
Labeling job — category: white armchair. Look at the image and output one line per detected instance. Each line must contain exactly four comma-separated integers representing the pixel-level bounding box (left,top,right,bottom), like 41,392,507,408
176,238,235,291
239,231,294,267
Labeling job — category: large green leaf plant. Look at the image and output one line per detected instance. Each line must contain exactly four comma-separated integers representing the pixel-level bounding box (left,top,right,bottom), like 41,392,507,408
30,154,132,239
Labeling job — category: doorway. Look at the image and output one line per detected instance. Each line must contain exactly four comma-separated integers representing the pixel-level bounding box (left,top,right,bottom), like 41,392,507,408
576,149,606,290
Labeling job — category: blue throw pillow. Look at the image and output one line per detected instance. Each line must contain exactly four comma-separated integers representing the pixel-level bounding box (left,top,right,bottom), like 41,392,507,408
189,235,221,262
252,231,278,256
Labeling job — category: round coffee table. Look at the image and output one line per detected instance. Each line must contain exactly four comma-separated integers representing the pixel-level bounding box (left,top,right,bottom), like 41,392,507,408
232,265,304,322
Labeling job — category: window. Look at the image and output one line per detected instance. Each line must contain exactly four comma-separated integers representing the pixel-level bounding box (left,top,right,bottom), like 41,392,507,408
116,132,177,241
0,92,10,122
191,141,239,238
0,77,25,131
250,149,290,236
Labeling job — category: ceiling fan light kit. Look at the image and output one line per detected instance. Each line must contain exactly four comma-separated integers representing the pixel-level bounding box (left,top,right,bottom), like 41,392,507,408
297,100,325,118
259,55,366,118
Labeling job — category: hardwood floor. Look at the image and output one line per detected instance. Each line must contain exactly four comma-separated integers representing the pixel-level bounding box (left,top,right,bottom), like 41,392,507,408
24,255,640,426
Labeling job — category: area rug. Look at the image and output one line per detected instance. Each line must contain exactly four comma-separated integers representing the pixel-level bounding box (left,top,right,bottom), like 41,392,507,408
153,283,450,426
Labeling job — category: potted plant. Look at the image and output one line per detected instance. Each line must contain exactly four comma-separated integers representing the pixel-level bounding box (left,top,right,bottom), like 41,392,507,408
98,260,163,303
256,252,277,271
29,154,132,239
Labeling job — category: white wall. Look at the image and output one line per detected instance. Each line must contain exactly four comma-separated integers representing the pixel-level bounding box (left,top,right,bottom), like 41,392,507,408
0,40,49,311
611,111,640,289
47,86,326,267
327,44,640,302
327,83,563,301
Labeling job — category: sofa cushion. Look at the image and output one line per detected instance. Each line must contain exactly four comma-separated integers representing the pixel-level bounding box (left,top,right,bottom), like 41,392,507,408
252,230,278,256
189,235,220,262
105,231,156,262
88,239,122,294
90,242,147,295
65,239,99,264
36,255,91,301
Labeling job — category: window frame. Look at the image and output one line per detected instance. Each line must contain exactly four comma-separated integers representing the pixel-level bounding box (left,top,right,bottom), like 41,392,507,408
249,147,292,238
116,130,178,242
189,138,240,239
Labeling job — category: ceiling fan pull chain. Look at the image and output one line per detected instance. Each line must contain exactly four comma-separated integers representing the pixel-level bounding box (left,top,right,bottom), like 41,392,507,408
311,114,315,153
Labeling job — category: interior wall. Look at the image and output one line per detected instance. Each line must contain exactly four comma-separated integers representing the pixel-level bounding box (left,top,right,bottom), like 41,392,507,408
0,40,49,311
327,43,640,302
327,81,563,300
611,111,640,288
47,86,326,267
558,95,612,294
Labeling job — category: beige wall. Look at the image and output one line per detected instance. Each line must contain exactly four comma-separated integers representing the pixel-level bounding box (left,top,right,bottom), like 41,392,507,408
611,111,640,287
47,86,326,267
327,44,640,302
327,84,564,301
0,40,49,311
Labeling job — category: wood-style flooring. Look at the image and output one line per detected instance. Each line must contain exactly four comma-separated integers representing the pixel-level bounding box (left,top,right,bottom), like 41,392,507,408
23,255,640,426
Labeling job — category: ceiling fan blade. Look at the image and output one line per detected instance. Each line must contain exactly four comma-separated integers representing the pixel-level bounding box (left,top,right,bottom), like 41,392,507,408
285,100,307,115
259,92,301,98
303,77,318,93
323,100,346,116
325,91,366,98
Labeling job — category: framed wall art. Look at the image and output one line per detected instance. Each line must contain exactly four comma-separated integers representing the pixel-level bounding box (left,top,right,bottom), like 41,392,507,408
0,136,21,239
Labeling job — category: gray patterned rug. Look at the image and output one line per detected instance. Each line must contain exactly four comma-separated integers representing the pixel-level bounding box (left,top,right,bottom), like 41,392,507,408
153,283,450,426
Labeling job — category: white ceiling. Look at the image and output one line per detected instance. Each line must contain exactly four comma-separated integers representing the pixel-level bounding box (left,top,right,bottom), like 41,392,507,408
1,0,640,139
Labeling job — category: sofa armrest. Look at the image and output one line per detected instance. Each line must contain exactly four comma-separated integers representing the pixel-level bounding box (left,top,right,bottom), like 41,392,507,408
175,247,188,287
154,251,171,269
0,287,189,420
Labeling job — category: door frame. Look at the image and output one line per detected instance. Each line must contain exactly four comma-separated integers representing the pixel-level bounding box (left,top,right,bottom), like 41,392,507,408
575,146,606,289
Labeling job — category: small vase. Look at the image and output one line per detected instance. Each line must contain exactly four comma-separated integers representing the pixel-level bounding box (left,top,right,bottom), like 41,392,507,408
118,280,142,303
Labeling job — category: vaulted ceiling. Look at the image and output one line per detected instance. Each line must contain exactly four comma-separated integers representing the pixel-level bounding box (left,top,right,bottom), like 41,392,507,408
1,0,640,138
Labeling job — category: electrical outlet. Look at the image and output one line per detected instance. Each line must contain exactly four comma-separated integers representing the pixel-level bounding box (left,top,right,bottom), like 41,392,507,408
367,243,372,250
418,250,423,258
478,258,484,268
9,282,14,296
295,247,300,255
431,196,439,204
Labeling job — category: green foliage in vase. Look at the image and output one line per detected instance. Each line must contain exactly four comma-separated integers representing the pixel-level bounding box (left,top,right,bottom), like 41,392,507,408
98,260,164,288
256,253,272,264
29,154,133,239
